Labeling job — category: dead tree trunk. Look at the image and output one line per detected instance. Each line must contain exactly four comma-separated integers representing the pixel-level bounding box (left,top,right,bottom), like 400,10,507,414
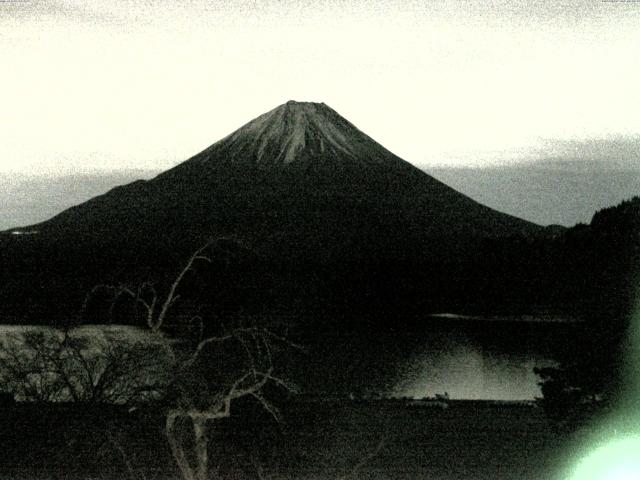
193,417,209,480
166,413,197,480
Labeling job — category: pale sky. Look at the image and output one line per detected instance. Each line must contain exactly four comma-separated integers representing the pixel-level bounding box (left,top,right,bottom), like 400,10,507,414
2,0,640,175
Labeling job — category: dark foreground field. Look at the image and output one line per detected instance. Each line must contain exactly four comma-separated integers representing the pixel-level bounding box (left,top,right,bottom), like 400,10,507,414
0,398,576,480
278,399,574,480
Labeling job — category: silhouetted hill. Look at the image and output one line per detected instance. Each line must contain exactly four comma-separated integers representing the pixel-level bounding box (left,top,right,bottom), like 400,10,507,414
534,196,640,413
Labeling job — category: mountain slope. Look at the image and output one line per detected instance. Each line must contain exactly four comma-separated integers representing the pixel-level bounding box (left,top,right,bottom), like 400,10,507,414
0,170,157,231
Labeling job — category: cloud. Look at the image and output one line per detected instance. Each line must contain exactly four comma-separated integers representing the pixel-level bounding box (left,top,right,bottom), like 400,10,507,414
2,1,639,173
531,136,640,170
0,0,119,27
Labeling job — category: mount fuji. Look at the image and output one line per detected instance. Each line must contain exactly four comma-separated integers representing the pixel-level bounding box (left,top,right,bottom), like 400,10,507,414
2,101,545,322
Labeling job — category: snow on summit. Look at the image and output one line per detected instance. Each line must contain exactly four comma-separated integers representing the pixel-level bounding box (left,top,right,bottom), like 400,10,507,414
187,100,410,172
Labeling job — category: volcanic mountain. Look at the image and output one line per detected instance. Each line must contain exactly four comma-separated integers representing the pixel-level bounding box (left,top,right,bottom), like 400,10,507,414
19,101,537,240
2,101,545,322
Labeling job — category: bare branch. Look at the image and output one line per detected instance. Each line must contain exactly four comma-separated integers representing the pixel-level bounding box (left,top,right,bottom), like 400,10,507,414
180,334,235,370
250,392,281,423
336,434,386,480
153,238,215,333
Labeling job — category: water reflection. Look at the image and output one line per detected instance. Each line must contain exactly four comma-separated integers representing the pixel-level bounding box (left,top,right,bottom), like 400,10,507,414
298,316,573,400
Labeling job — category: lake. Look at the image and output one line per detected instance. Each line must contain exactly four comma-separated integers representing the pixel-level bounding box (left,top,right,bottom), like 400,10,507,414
294,315,574,400
0,318,574,401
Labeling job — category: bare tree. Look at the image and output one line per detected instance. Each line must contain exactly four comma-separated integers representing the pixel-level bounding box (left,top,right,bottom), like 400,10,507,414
84,238,300,480
0,328,170,404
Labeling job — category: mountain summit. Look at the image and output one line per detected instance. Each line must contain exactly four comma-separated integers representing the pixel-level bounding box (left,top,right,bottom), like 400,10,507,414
161,100,414,179
210,101,371,168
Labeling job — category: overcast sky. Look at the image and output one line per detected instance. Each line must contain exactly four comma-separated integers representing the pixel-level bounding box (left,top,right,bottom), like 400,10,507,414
2,0,640,175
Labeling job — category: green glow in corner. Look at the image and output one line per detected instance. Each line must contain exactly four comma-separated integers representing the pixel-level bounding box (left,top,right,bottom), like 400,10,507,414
565,287,640,480
570,436,640,480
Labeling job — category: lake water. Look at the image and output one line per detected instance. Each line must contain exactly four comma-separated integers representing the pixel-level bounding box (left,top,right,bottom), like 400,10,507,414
390,323,556,400
0,318,573,401
296,316,573,401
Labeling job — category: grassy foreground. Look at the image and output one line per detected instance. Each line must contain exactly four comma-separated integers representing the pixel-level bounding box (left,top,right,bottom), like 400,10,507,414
0,398,577,480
